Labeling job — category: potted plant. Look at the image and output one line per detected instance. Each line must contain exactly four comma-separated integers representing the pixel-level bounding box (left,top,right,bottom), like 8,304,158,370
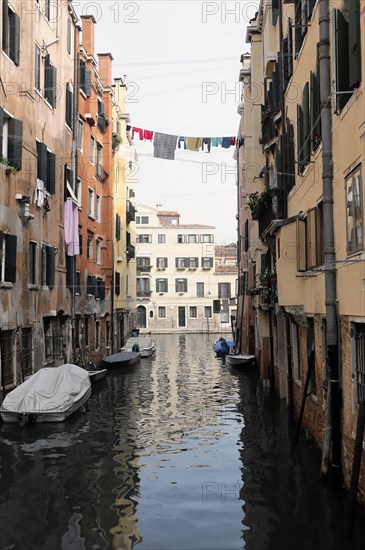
112,132,123,150
246,189,270,220
1,158,18,175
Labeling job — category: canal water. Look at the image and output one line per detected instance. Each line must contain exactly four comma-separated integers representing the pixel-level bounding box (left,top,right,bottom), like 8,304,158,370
1,333,364,550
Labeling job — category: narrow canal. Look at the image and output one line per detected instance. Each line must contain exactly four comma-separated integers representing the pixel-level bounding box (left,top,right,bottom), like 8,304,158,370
1,333,364,550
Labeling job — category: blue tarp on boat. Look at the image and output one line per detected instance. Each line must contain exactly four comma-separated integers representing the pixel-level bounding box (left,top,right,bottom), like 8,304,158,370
214,340,236,355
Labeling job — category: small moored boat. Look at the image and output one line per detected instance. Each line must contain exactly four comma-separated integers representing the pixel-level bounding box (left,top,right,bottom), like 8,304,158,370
88,368,107,383
122,336,156,357
0,364,91,423
103,351,141,369
225,354,256,367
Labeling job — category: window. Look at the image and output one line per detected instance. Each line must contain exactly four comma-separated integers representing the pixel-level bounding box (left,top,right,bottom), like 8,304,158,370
95,321,100,349
0,232,17,284
44,54,57,108
291,320,301,380
307,317,317,395
84,317,89,346
97,99,106,132
96,142,103,177
137,277,151,296
158,306,166,318
201,257,213,268
140,216,149,224
97,279,106,300
65,83,73,129
294,0,316,56
90,135,95,164
87,274,96,295
2,0,20,65
218,282,231,299
176,257,187,269
0,109,23,171
296,205,324,271
189,258,198,268
157,257,168,268
136,216,140,224
283,20,293,91
175,278,187,293
96,239,101,264
187,234,198,243
29,241,37,285
115,271,121,295
297,82,310,174
41,244,56,287
75,271,81,294
156,278,168,293
88,188,95,218
189,306,197,318
354,324,365,404
36,141,56,193
96,194,101,221
201,234,214,243
35,44,41,90
76,178,82,207
196,282,204,297
346,167,363,255
204,306,212,318
177,234,185,243
115,213,121,241
67,17,72,55
136,234,152,244
158,234,166,243
77,119,84,150
0,329,14,386
44,0,51,21
87,235,93,260
137,257,151,268
22,327,33,377
79,59,92,97
333,1,362,113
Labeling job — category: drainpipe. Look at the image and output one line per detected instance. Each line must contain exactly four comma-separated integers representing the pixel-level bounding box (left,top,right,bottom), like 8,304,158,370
318,0,342,487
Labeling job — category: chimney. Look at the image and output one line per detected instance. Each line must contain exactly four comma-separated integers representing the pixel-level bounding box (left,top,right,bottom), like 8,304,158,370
81,15,96,57
98,53,114,89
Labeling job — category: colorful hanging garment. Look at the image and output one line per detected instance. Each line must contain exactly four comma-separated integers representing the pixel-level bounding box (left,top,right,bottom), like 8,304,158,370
143,130,153,140
230,137,236,145
178,136,187,149
222,137,231,148
211,137,222,147
186,137,202,151
153,132,178,160
132,127,143,140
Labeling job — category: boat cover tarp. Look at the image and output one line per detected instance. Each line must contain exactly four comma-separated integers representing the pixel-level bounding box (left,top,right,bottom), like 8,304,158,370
214,340,236,354
123,336,154,351
1,364,91,415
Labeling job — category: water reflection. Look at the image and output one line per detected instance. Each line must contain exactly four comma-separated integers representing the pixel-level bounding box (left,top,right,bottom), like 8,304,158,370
0,334,364,549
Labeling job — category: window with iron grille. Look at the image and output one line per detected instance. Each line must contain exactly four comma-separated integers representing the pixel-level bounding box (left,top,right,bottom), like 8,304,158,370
0,329,14,386
21,327,33,377
218,282,231,299
189,306,197,318
355,324,365,404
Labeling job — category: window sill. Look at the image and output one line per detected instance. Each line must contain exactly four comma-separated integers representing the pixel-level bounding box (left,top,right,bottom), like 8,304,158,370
28,284,39,291
346,248,364,259
0,282,13,289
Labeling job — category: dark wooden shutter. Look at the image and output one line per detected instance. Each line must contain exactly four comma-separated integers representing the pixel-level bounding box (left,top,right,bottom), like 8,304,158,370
9,10,20,65
183,279,187,292
47,151,56,194
115,272,120,295
97,280,105,300
5,234,17,283
44,54,50,102
29,242,35,284
7,118,22,170
213,300,221,313
335,10,350,111
272,0,279,24
79,233,83,256
79,59,86,92
244,219,249,252
37,141,47,182
297,104,303,174
66,255,73,289
302,82,310,165
175,279,179,292
66,84,73,129
47,246,55,288
348,0,361,90
115,213,121,240
0,106,4,160
50,65,57,108
85,69,92,98
2,0,9,53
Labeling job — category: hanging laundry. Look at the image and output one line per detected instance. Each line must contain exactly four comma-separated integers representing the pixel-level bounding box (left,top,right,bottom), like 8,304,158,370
222,137,231,148
35,178,45,207
187,137,202,151
143,129,153,140
230,137,236,146
126,125,131,131
132,127,143,140
153,132,178,160
177,136,187,149
202,138,211,153
64,198,80,256
211,138,222,147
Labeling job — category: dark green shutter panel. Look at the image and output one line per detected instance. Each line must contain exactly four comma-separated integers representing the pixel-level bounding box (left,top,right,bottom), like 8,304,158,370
47,151,56,194
92,276,97,296
287,19,293,76
213,300,221,314
66,85,73,128
244,219,249,252
302,82,310,165
297,104,303,174
115,214,121,240
47,247,55,288
2,0,9,53
175,279,179,292
44,54,50,102
5,234,17,283
50,65,57,108
99,281,105,300
85,69,92,98
115,272,120,295
348,0,361,90
184,279,187,292
79,233,83,256
272,0,279,25
29,242,35,284
308,0,316,19
261,252,270,276
336,9,350,111
294,0,302,56
155,279,159,292
10,10,20,65
7,118,22,170
79,59,86,91
37,141,47,182
66,255,73,289
0,106,4,160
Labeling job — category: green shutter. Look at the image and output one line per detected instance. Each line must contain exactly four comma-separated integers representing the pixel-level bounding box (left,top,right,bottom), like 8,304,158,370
47,151,56,194
302,82,310,165
7,118,22,170
44,54,50,102
348,0,361,90
213,300,221,313
183,279,187,292
5,234,17,283
334,9,350,111
66,255,73,289
47,246,55,288
9,10,20,65
37,141,47,182
85,69,92,98
297,104,303,174
66,84,73,129
175,279,179,292
50,65,57,108
2,0,9,53
79,59,86,92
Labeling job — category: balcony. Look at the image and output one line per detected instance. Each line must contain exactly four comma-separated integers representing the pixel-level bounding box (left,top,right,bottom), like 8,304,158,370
137,264,152,273
126,200,136,223
126,243,135,260
137,290,152,298
257,191,285,238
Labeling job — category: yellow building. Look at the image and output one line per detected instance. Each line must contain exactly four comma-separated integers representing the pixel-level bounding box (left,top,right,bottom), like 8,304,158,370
112,79,137,348
238,0,365,504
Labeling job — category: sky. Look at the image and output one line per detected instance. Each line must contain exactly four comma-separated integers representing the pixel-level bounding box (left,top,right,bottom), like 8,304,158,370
75,0,258,244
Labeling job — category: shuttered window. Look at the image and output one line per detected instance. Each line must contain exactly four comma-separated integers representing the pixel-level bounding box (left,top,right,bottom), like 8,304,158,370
37,141,56,194
44,54,57,108
79,59,92,98
0,232,17,283
87,274,96,296
2,0,20,65
29,241,37,285
97,279,105,300
41,244,55,287
66,83,73,129
115,271,121,295
306,208,317,269
310,47,322,152
175,278,188,293
156,278,168,293
296,219,306,272
7,117,22,170
115,213,121,241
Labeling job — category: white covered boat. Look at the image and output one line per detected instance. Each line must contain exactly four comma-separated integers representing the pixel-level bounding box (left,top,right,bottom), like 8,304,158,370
0,364,91,423
121,336,156,357
225,354,256,367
